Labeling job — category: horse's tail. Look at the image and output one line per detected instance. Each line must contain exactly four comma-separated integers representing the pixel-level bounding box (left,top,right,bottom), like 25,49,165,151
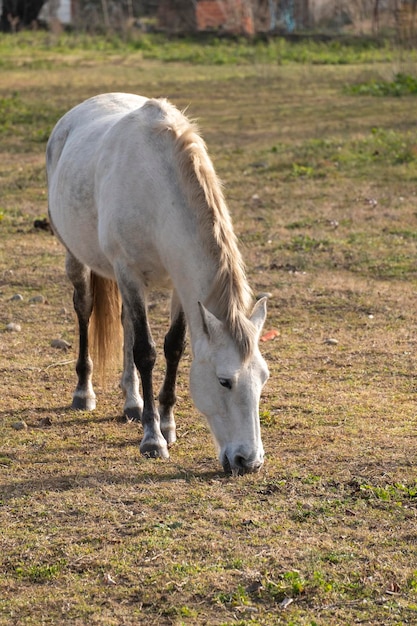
89,272,123,385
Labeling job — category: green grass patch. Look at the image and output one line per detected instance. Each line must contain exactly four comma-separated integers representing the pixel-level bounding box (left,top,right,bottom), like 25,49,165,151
269,129,417,182
0,92,61,144
14,560,66,583
347,72,417,96
359,482,417,502
0,31,410,69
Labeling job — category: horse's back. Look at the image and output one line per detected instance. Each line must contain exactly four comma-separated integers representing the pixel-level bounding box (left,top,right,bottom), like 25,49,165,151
47,94,154,276
47,93,148,174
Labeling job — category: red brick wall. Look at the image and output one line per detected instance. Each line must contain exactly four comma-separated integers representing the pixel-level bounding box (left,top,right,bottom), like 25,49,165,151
196,1,227,30
196,0,254,35
158,0,255,35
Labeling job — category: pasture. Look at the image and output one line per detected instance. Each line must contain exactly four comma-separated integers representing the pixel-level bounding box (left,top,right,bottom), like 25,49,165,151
1,33,417,625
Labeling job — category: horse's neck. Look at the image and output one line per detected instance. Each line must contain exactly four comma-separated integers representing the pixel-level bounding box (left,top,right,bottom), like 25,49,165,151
166,236,221,349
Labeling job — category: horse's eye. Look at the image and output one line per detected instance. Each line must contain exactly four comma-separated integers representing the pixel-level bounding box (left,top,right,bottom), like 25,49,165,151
218,378,232,390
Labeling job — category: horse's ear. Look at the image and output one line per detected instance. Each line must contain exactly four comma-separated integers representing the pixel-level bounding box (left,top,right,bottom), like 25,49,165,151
250,297,268,335
198,302,222,340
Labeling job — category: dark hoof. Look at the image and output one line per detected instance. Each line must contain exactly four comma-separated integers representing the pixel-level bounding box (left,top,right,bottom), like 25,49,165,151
72,395,96,411
124,406,142,422
142,449,159,459
140,439,170,460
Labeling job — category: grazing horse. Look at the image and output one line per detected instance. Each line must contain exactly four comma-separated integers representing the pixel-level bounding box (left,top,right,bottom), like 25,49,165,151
46,93,269,474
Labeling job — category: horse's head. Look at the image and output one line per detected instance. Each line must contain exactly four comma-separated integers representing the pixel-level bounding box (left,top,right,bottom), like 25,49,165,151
190,298,269,475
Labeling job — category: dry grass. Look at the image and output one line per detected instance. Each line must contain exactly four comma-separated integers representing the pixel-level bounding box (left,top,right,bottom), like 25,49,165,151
1,38,416,625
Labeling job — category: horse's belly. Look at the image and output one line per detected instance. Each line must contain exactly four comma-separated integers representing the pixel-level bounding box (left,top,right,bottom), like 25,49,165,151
138,264,172,289
49,204,111,278
108,245,172,290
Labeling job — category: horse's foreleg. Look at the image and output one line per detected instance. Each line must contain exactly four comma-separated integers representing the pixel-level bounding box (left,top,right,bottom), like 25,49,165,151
117,275,168,459
158,295,186,444
121,305,143,421
66,253,96,411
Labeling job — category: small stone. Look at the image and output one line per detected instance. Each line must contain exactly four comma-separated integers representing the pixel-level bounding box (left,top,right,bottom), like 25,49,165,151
10,294,23,302
324,338,338,345
29,295,45,304
51,338,72,350
257,292,272,300
6,322,21,332
39,416,53,427
12,421,28,431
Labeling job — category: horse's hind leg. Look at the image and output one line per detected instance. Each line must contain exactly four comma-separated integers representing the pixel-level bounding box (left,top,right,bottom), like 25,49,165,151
116,271,168,459
158,293,186,444
121,305,144,421
66,252,96,411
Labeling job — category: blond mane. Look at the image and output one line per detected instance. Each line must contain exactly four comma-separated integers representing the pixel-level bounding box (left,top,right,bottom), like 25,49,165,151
143,98,256,359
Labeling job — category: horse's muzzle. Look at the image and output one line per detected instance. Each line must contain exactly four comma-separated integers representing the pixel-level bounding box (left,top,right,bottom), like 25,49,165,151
222,450,264,476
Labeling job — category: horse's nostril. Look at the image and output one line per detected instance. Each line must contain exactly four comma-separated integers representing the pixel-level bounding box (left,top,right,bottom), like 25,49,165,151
234,455,246,469
222,451,264,475
234,455,262,475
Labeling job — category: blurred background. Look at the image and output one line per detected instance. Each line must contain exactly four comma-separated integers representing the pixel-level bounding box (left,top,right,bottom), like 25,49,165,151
1,1,417,42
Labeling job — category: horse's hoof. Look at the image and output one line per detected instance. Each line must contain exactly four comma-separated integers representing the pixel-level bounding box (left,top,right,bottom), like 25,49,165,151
142,449,159,459
159,410,176,445
72,395,96,411
161,424,177,445
140,439,170,460
124,406,142,422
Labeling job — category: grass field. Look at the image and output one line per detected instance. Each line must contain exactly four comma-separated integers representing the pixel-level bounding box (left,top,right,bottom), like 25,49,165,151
0,33,416,625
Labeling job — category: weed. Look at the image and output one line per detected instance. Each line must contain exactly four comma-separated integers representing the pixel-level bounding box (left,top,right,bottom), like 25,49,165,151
259,409,277,427
291,163,316,178
215,584,252,607
359,482,417,502
263,571,306,601
179,605,198,617
312,570,334,593
15,561,66,583
408,572,417,591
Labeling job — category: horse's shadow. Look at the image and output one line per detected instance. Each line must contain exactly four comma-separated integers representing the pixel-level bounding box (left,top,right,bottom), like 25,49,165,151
1,466,226,503
0,406,120,425
1,404,227,501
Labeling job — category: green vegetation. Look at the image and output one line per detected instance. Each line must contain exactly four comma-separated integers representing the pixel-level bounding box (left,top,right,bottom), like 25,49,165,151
0,92,64,149
348,71,417,96
0,31,412,68
1,33,417,625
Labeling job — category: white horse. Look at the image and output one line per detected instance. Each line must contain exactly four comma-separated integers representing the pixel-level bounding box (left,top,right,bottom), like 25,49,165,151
46,93,269,474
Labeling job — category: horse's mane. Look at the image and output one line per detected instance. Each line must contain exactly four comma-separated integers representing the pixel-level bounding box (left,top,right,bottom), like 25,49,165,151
143,98,256,359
